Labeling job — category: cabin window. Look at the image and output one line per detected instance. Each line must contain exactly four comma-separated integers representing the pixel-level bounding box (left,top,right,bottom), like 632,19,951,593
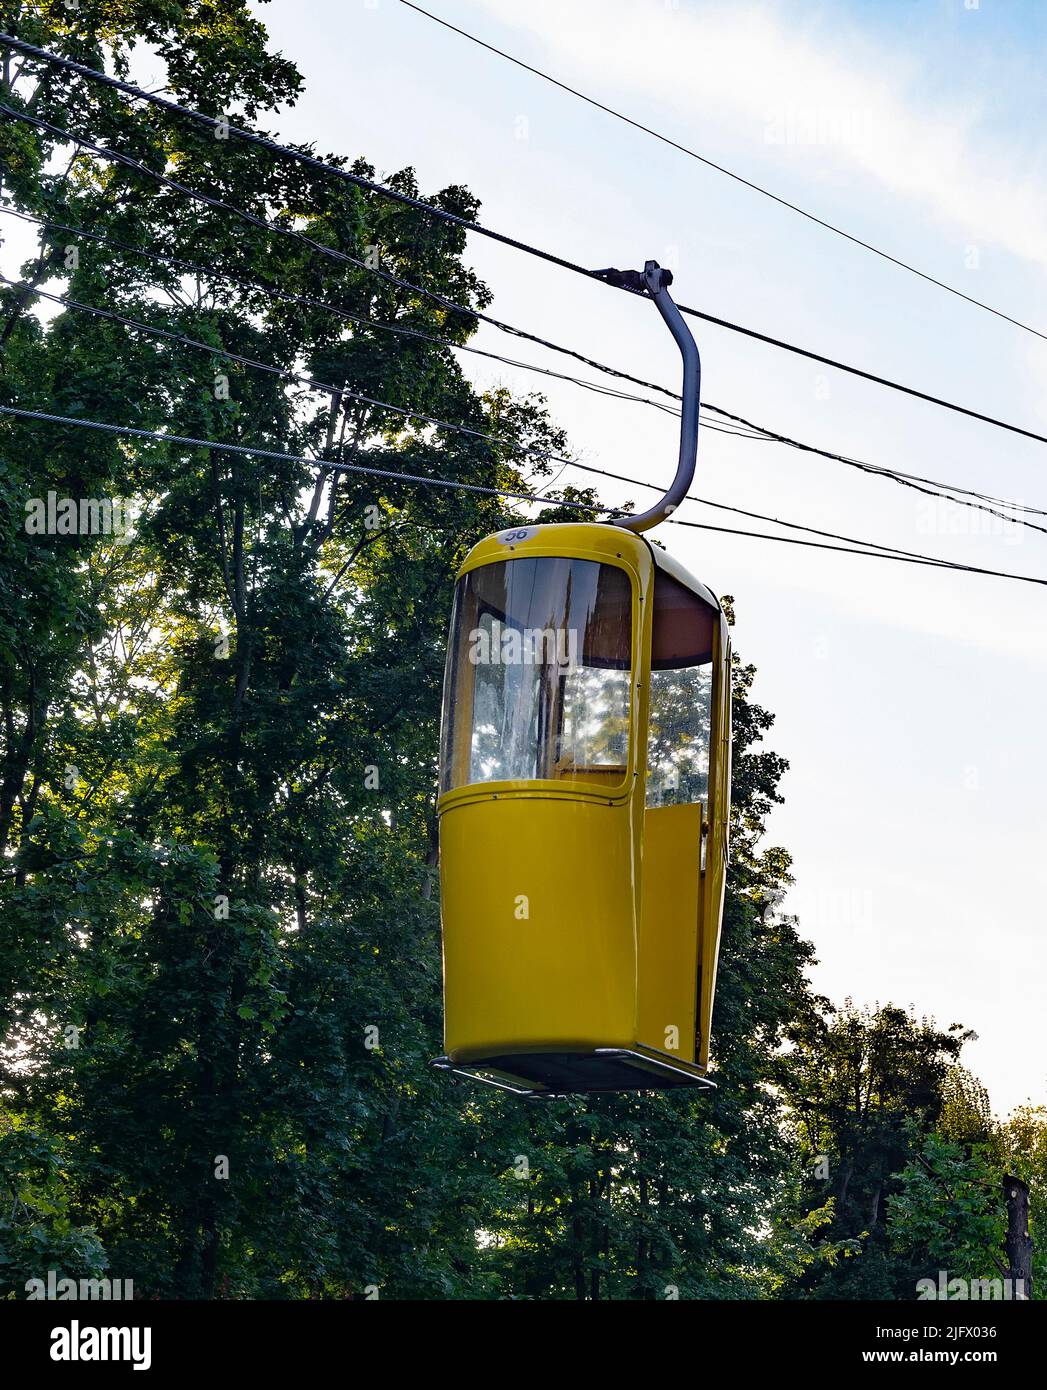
441,557,632,792
646,571,717,809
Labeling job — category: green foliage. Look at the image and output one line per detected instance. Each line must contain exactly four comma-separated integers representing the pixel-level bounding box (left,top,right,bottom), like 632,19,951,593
776,1004,980,1298
0,0,1033,1302
887,1129,1004,1291
0,1119,108,1297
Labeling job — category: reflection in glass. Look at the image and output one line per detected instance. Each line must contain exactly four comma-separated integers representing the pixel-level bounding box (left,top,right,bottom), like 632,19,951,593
645,570,717,809
646,664,713,807
441,557,632,791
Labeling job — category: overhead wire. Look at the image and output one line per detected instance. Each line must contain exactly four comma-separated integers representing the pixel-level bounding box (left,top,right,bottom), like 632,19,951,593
567,461,966,564
396,1,1047,346
0,103,729,416
3,403,1046,588
1,43,1043,575
1,39,1046,445
0,271,600,461
0,206,684,411
1,203,1040,534
0,402,604,513
6,270,1040,559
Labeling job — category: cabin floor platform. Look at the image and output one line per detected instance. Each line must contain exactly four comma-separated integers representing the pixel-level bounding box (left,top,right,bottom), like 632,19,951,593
431,1046,717,1097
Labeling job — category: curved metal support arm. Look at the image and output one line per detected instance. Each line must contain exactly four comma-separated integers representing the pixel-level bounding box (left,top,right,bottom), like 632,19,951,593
611,261,700,534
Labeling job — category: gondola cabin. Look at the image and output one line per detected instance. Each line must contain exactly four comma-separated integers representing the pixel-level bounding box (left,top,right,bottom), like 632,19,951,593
434,520,731,1095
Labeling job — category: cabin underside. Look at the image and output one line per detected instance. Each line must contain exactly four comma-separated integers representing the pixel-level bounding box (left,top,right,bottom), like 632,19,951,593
432,1046,716,1097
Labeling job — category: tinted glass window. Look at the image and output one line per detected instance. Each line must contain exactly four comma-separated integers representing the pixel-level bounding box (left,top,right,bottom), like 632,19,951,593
441,557,632,792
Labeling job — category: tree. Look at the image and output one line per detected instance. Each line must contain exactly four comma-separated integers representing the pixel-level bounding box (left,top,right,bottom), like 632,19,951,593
778,1004,978,1298
1,0,1031,1303
0,0,576,1297
476,625,818,1300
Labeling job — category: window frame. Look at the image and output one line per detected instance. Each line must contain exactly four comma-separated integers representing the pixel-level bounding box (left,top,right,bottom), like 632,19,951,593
643,568,720,813
439,551,641,804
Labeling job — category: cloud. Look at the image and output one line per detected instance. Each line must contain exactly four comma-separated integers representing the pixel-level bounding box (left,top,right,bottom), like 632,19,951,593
471,0,1047,268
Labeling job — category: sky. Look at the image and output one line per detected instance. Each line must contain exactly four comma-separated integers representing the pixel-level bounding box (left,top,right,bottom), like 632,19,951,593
8,0,1044,1114
239,0,1047,1114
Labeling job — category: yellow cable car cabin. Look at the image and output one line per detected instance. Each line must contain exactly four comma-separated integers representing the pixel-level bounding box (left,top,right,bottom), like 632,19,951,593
434,259,731,1096
434,521,731,1096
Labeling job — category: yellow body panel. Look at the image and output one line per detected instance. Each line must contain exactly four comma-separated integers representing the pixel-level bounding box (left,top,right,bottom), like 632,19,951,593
441,797,637,1058
697,619,732,1067
437,521,731,1092
637,801,703,1063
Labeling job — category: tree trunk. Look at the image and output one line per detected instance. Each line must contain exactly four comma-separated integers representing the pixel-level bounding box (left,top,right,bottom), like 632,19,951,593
1002,1175,1033,1300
